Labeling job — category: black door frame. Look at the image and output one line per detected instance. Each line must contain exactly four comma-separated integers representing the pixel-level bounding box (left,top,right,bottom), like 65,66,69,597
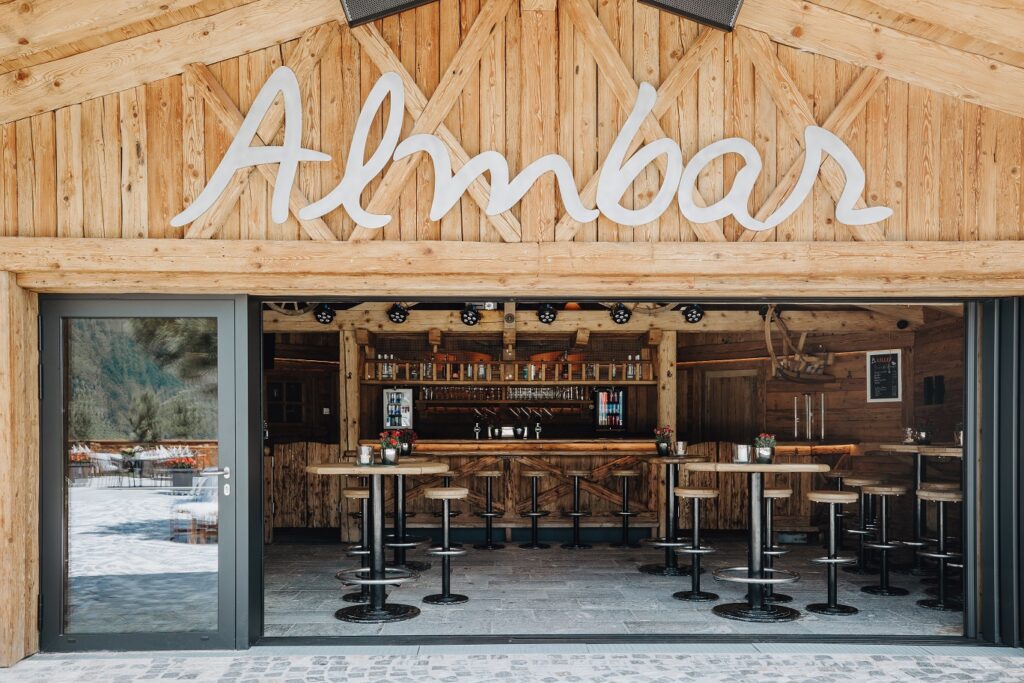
38,295,257,652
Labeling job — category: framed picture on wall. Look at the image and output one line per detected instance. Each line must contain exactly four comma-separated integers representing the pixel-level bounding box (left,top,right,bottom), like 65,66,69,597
866,349,902,403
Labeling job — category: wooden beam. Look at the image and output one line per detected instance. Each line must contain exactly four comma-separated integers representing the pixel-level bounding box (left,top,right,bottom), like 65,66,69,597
183,63,336,240
0,273,39,667
853,305,925,325
502,301,516,359
427,327,443,348
573,327,591,349
562,0,728,242
736,28,886,242
349,0,517,241
646,329,663,347
3,238,1024,298
738,0,1024,119
349,23,521,243
0,0,345,125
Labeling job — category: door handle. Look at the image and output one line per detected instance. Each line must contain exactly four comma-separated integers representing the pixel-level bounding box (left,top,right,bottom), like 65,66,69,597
206,467,231,480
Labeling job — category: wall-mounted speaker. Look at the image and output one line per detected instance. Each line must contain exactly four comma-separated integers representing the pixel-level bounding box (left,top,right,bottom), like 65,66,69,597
638,0,745,31
339,0,438,27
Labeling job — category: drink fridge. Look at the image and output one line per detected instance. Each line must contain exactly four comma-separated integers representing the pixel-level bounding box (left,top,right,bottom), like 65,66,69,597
594,388,625,432
383,388,414,430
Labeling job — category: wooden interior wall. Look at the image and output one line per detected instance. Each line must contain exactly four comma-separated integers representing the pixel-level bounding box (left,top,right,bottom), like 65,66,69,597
0,274,39,667
0,6,1021,243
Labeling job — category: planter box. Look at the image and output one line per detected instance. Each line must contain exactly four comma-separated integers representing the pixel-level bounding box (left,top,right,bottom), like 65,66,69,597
171,469,197,489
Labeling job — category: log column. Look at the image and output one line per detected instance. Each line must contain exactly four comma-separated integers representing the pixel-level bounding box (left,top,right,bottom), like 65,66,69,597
656,330,677,537
0,272,39,667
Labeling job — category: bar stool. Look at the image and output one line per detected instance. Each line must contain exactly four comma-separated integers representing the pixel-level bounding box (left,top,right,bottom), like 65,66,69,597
806,490,859,615
641,456,703,576
432,473,463,549
342,488,371,604
610,470,642,549
562,469,592,550
917,488,963,612
822,469,852,549
423,487,469,605
387,467,431,571
763,488,793,604
861,484,909,596
520,471,551,549
473,471,504,550
672,487,719,602
842,477,881,575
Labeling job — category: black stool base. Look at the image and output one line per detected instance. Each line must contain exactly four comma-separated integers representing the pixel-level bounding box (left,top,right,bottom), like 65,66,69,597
473,542,505,550
341,591,371,604
610,541,642,549
673,590,718,602
917,598,963,612
519,542,550,550
638,563,691,577
561,542,592,550
861,585,909,596
335,603,420,624
806,603,858,616
763,593,793,604
423,593,469,605
713,603,800,623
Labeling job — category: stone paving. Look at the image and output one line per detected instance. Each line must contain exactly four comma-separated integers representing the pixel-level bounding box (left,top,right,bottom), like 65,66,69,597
265,539,963,637
3,645,1022,682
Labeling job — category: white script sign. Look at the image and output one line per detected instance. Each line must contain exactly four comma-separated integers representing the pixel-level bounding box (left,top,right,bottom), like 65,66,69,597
172,66,893,232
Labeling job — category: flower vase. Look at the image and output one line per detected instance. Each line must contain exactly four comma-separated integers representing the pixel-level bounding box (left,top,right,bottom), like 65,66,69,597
755,447,774,464
399,441,412,457
656,441,670,457
382,447,399,466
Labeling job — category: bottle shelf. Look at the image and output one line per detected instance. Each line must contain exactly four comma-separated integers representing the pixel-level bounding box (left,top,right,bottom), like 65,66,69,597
361,360,656,385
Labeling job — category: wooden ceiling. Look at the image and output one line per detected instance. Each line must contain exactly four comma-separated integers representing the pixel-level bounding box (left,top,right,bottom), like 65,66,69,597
0,0,1022,124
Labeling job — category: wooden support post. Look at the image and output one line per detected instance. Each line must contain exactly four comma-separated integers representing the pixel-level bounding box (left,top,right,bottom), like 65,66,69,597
502,301,516,360
0,272,39,667
341,329,361,541
656,330,676,538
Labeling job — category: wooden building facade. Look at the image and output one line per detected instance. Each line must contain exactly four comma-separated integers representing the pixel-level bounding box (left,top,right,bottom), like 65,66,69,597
1,0,1024,665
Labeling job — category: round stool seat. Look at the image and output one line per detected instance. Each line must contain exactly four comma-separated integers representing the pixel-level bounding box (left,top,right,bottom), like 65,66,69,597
522,470,549,478
475,471,502,478
673,487,718,499
764,488,792,499
918,489,962,503
612,470,640,477
920,481,959,492
808,490,858,504
845,477,882,488
343,488,369,500
822,470,853,480
424,487,469,500
566,470,591,478
863,484,908,496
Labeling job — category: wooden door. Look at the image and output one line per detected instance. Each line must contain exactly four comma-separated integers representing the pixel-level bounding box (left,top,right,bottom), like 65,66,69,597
702,369,763,442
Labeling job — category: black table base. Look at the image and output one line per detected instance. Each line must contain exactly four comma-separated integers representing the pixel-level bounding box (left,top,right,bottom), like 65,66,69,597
861,585,909,597
423,593,469,605
341,591,371,604
335,603,420,623
673,590,717,602
763,593,793,603
807,603,858,616
713,602,800,623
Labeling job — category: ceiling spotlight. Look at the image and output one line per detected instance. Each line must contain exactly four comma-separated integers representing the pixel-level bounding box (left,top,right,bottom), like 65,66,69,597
313,303,336,325
682,304,705,324
460,305,481,327
610,303,632,325
387,303,409,324
896,319,910,330
537,303,558,325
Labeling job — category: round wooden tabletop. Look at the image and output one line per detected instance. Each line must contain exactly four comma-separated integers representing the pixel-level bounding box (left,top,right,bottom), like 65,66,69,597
307,461,450,476
683,462,829,473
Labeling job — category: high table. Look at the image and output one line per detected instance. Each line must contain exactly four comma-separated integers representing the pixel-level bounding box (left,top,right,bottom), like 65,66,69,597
877,444,963,574
640,456,707,576
684,461,829,623
307,460,450,624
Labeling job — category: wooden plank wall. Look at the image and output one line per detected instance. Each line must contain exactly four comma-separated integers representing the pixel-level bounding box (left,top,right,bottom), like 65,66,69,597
0,274,39,667
0,6,1021,242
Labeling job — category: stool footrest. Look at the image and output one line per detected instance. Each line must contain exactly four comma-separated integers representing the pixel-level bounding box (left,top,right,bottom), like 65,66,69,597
346,548,370,557
647,539,689,548
336,567,418,586
565,511,591,518
384,541,421,549
763,546,788,557
901,540,929,548
614,511,638,517
918,550,958,561
427,547,468,557
864,541,902,551
676,546,716,555
713,566,800,585
521,511,550,518
845,529,872,536
811,556,856,565
476,512,502,518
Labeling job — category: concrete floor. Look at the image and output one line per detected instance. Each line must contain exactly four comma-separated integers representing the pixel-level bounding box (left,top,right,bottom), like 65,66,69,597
263,536,964,638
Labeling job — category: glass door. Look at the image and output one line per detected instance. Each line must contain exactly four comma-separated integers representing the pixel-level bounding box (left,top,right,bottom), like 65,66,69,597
40,299,240,650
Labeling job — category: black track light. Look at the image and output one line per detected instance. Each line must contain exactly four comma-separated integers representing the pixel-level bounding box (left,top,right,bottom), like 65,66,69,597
610,303,632,325
387,303,410,324
460,305,481,326
682,304,704,324
313,303,336,325
537,303,558,325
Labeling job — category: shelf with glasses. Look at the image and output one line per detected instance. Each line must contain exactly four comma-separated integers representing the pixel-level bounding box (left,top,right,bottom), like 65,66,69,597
361,359,656,385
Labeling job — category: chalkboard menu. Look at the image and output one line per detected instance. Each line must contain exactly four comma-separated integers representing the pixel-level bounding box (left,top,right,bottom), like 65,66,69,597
866,350,902,403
